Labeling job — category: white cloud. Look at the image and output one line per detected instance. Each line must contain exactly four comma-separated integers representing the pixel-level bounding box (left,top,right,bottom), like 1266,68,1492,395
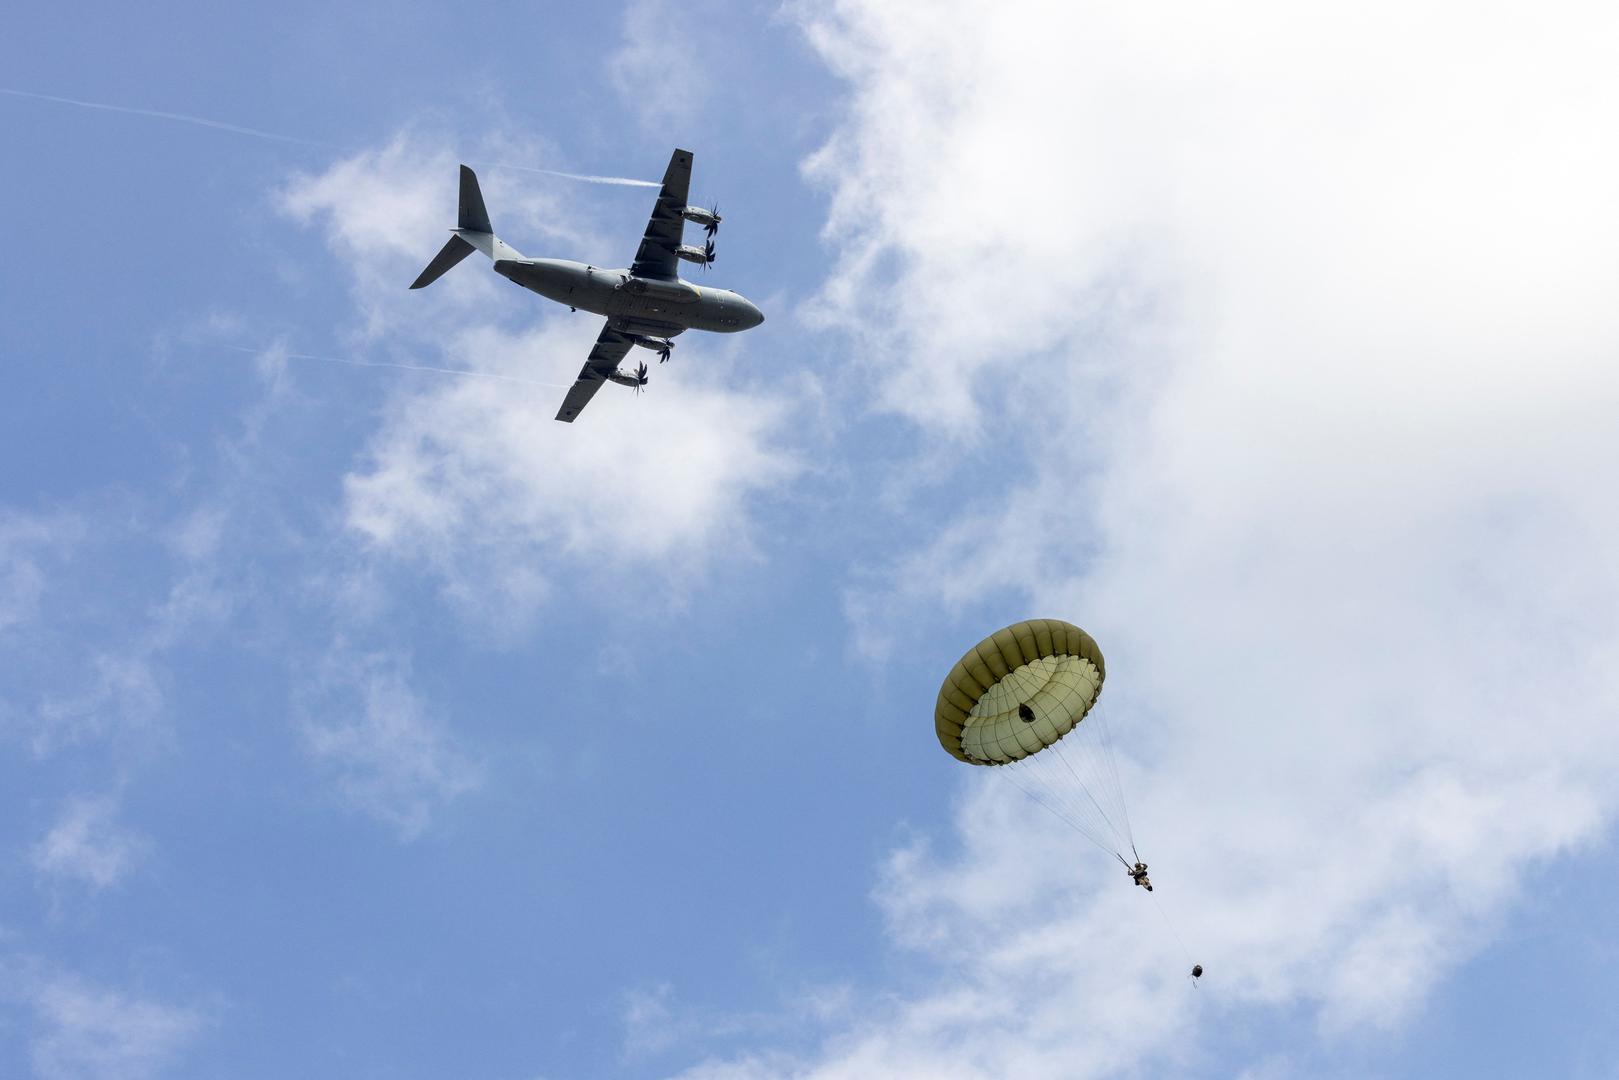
0,501,241,758
31,796,147,892
33,653,165,757
622,979,858,1069
800,1,1619,433
691,1,1619,1075
20,973,204,1080
623,983,683,1058
298,644,482,838
611,0,715,131
0,541,48,634
0,511,83,637
341,321,794,619
281,133,797,633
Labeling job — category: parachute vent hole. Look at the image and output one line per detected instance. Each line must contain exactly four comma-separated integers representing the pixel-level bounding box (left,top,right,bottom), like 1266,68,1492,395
1018,703,1035,723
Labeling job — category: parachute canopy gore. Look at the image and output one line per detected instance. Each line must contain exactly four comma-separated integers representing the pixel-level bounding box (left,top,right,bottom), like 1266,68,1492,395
933,619,1107,766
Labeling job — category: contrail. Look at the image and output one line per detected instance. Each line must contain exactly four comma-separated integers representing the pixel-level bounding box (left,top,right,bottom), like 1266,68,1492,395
490,164,658,188
219,344,572,389
1,86,659,187
1,86,328,147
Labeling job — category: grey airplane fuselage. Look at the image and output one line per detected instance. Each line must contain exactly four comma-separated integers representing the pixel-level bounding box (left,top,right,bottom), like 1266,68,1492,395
485,243,763,340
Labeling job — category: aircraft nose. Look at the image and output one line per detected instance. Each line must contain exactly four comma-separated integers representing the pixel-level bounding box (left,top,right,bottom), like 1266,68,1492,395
744,300,765,329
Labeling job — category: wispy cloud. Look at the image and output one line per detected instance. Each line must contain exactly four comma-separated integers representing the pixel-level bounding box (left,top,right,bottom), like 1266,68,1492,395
27,975,205,1080
0,498,246,759
33,653,164,757
0,507,175,758
609,0,714,131
0,961,208,1080
31,796,148,892
621,980,856,1066
0,511,84,637
298,644,482,838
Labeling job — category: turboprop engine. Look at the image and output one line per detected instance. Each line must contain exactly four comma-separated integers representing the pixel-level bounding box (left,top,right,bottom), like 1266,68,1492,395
675,239,716,266
607,361,650,393
628,335,675,363
680,203,722,237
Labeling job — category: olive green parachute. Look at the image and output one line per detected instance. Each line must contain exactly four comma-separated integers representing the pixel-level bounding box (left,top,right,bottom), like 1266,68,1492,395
934,619,1107,765
935,619,1135,860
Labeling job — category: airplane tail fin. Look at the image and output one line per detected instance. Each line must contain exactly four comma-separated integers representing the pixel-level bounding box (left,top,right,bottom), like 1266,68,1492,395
457,164,492,233
408,165,496,290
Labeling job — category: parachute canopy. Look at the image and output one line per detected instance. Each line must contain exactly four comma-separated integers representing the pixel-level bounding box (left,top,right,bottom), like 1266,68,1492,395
934,619,1107,765
933,619,1134,859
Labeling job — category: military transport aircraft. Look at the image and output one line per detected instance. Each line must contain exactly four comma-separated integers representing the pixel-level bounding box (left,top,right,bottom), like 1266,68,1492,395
409,148,764,422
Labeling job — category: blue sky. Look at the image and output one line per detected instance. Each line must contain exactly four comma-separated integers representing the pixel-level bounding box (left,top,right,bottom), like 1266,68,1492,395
6,3,1619,1078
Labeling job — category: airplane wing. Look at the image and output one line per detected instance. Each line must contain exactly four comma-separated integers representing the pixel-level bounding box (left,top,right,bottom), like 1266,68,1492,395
628,148,694,281
555,322,635,423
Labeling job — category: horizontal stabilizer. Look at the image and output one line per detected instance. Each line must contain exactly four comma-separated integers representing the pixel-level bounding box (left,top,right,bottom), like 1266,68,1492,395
409,234,476,289
459,164,492,234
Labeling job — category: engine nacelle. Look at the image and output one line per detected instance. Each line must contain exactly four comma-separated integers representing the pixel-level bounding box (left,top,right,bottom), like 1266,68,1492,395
629,335,674,356
675,243,714,266
680,205,720,228
608,368,647,388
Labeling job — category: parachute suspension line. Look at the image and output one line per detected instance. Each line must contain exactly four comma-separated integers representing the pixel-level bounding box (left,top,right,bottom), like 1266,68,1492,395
997,762,1085,835
1066,704,1130,845
1010,749,1113,848
1052,716,1129,846
997,762,1094,845
1067,708,1128,846
1018,758,1124,862
1051,741,1127,851
1048,736,1130,852
1009,747,1086,824
999,758,1124,860
1001,757,1090,835
1089,707,1136,849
